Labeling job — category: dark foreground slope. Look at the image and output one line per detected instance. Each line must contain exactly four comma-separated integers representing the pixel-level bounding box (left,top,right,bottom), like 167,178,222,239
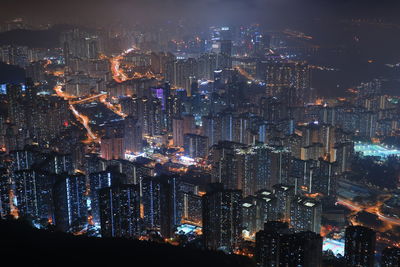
0,219,254,267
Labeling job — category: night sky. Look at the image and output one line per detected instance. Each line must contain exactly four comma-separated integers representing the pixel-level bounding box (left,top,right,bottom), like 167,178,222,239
2,0,400,27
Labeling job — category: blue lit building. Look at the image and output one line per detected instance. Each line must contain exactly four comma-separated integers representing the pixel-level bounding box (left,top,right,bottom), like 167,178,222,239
202,183,242,252
99,184,141,238
53,174,88,232
14,169,56,224
140,174,183,238
88,167,124,224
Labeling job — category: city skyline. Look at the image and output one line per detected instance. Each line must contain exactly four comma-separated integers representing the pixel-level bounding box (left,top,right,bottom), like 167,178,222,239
1,1,400,266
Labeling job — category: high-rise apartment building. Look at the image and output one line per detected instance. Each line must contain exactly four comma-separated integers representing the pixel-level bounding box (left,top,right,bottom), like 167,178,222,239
202,183,242,252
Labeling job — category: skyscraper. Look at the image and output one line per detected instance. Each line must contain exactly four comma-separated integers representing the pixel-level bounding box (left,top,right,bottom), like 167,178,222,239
202,183,242,252
284,231,322,267
165,58,198,90
88,167,124,224
272,184,294,221
264,61,311,105
242,194,277,236
210,141,247,190
101,129,124,160
172,117,184,147
255,221,290,267
14,169,56,223
137,96,163,136
0,168,10,218
182,192,202,226
202,115,222,146
267,147,291,189
183,134,208,158
345,226,376,267
53,174,88,232
382,247,400,267
255,221,322,267
140,175,183,238
235,144,270,196
290,196,322,233
123,116,143,154
99,184,141,238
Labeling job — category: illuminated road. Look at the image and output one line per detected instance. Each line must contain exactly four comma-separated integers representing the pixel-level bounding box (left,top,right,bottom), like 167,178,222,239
110,46,161,83
53,45,164,142
54,84,100,143
99,95,127,118
337,197,400,226
337,196,400,249
69,104,99,143
283,29,313,40
111,54,128,83
54,85,74,100
69,93,107,105
110,47,140,83
336,198,363,212
235,66,255,81
54,84,125,140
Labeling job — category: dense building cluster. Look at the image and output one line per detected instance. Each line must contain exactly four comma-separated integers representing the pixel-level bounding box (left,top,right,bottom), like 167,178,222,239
0,19,400,267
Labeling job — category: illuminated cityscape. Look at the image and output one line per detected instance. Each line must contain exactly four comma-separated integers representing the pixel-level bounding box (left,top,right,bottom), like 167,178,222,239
354,142,400,159
1,0,400,266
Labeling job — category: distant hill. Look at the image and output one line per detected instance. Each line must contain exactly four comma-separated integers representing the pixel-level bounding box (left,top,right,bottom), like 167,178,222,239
0,219,255,267
0,62,25,84
0,25,73,48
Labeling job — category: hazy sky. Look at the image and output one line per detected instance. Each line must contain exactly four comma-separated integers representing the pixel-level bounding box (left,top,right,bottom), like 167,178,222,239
2,0,400,27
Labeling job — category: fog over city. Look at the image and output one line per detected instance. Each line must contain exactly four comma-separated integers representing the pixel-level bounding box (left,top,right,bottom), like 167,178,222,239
1,0,400,266
2,0,400,26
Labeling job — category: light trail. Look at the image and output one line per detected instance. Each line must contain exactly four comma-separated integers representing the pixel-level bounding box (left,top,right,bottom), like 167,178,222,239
337,197,400,226
111,55,127,83
337,198,362,212
53,84,99,143
234,66,266,86
235,66,255,81
69,93,107,105
54,84,74,100
55,44,164,143
110,46,140,83
99,95,127,118
69,104,99,143
283,29,313,40
43,59,52,68
110,46,161,83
